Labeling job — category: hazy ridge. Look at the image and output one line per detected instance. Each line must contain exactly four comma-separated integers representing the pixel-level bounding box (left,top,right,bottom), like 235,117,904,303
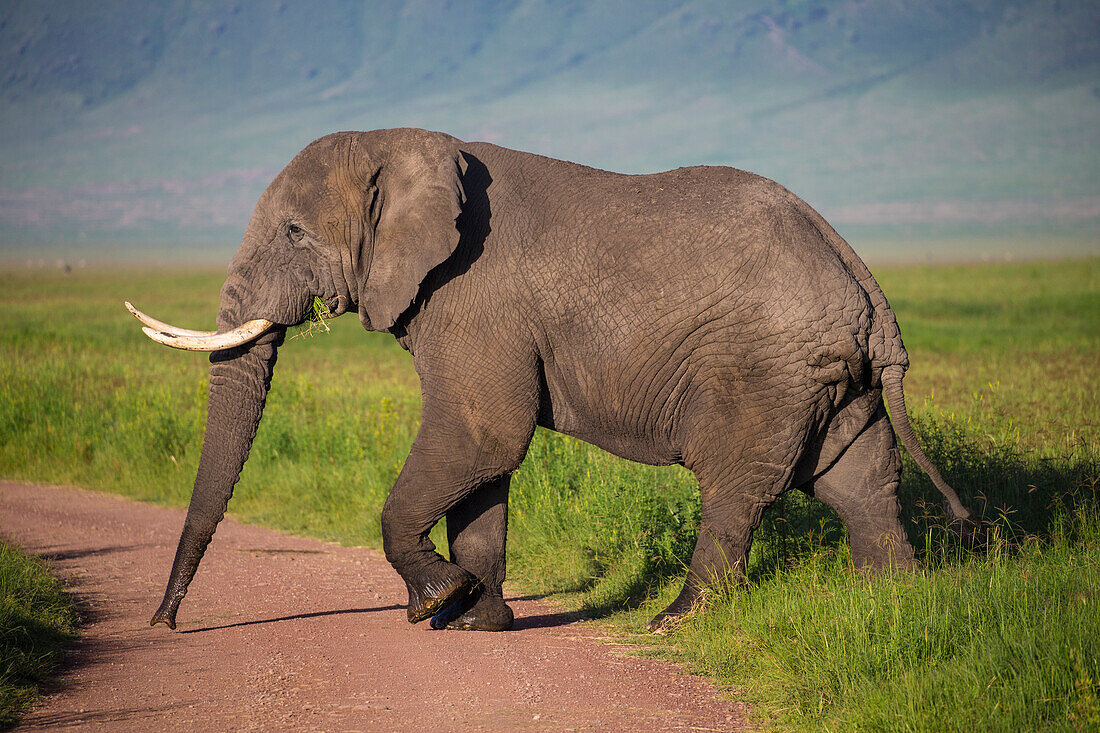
2,0,1098,262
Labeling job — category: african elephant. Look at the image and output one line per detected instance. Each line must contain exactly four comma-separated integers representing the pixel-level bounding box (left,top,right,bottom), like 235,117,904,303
128,128,972,633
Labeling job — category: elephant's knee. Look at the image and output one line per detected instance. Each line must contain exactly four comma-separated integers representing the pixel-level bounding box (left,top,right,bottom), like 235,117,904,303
380,505,401,564
380,496,418,567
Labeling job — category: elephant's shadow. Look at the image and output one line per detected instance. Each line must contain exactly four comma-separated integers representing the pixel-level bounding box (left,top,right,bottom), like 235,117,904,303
180,595,583,634
179,605,404,634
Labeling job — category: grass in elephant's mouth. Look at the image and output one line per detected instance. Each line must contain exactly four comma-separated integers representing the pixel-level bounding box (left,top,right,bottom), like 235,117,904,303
291,296,333,340
0,258,1097,731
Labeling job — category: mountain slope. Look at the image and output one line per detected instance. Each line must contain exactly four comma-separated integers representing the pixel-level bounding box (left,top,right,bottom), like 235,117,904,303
1,0,1097,260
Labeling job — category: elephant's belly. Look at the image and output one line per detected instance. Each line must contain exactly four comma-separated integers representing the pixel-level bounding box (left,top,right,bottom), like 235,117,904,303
536,363,684,467
550,419,683,466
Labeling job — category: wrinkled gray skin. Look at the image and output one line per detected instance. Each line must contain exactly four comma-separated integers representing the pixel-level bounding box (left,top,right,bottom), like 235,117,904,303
150,128,972,633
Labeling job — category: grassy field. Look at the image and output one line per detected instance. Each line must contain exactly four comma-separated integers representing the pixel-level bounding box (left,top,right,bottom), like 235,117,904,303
1,258,1097,729
0,542,78,728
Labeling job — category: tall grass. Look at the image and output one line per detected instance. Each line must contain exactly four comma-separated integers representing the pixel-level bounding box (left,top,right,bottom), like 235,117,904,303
0,543,79,729
624,501,1100,731
0,258,1097,729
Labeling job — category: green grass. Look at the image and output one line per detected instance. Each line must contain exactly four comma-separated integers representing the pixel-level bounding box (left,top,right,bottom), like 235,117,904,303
1,258,1097,729
619,502,1100,731
0,542,79,729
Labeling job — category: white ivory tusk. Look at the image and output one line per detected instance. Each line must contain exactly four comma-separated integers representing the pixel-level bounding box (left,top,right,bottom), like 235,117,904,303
139,318,274,351
125,302,216,338
125,300,275,351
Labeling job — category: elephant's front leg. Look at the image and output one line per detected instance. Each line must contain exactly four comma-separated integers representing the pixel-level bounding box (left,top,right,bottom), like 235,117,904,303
432,475,514,631
381,368,536,625
381,456,477,623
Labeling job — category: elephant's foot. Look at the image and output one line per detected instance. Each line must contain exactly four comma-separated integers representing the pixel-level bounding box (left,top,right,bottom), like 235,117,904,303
430,588,514,631
645,583,705,634
404,560,476,624
849,526,918,571
646,611,685,635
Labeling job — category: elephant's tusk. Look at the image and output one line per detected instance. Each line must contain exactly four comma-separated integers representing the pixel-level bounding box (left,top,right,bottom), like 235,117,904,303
125,302,216,338
126,301,274,351
138,320,275,351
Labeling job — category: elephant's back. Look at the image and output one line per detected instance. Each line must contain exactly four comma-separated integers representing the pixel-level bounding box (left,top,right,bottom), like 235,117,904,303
474,146,849,296
465,141,874,350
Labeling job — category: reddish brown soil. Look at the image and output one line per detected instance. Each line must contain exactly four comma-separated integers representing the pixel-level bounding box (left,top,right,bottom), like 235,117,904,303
1,482,747,731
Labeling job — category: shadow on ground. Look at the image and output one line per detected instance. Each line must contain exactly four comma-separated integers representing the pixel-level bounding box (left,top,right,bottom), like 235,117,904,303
180,605,405,634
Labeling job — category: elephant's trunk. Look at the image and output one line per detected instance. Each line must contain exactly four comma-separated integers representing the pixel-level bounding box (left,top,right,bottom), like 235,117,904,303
150,324,284,629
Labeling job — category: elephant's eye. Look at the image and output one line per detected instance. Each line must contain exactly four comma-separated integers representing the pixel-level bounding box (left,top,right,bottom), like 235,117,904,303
287,223,305,242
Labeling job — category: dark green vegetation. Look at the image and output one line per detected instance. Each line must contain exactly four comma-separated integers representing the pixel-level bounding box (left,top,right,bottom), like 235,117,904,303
0,543,78,729
1,258,1097,729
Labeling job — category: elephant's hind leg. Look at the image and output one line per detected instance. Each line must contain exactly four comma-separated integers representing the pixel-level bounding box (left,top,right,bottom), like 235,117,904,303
434,475,514,631
647,420,808,633
809,405,915,569
646,512,758,634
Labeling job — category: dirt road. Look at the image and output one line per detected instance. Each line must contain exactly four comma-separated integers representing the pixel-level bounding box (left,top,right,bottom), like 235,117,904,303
0,482,745,731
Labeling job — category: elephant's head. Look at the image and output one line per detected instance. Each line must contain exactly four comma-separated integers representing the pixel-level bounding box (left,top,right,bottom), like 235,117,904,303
128,129,467,628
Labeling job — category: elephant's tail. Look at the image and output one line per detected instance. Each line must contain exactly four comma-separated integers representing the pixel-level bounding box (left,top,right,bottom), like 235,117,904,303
787,186,974,526
881,364,973,524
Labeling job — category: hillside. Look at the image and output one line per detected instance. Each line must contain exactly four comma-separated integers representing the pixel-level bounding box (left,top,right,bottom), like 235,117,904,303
1,0,1097,261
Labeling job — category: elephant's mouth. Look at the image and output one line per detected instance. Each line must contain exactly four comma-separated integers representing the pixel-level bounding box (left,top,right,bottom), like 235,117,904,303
125,301,275,352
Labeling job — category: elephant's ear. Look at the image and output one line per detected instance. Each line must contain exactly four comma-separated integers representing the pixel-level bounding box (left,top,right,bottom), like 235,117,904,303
359,135,467,332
